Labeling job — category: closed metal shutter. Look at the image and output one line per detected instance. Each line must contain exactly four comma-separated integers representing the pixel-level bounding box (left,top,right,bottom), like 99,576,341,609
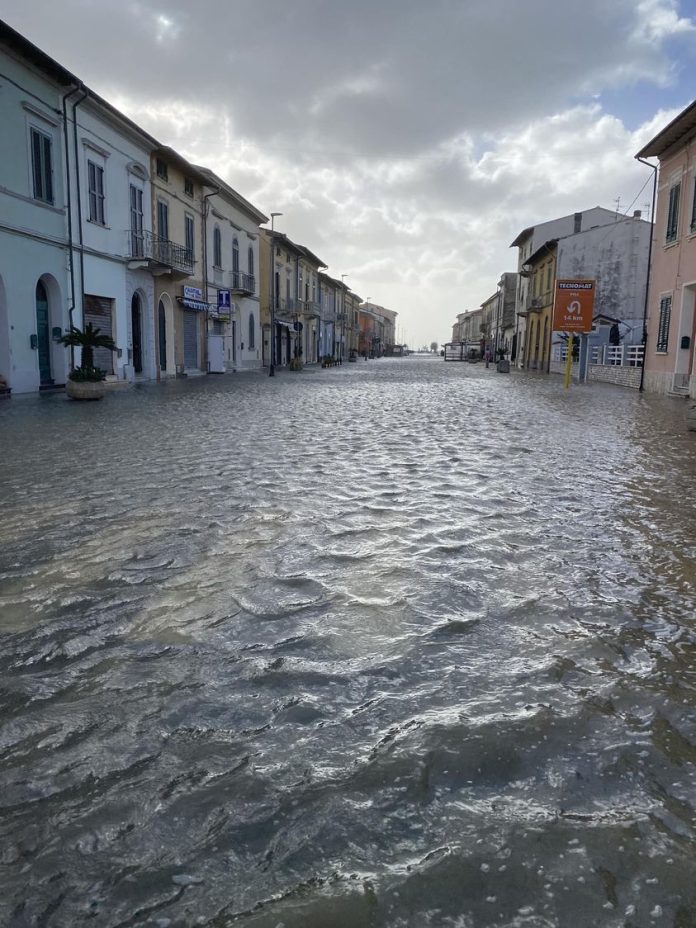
84,295,114,373
183,311,198,369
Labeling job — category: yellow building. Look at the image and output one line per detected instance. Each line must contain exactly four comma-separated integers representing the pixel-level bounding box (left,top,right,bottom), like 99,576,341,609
522,240,557,372
149,148,208,377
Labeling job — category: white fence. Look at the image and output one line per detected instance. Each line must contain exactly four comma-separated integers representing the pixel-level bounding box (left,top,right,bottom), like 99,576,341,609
589,345,644,367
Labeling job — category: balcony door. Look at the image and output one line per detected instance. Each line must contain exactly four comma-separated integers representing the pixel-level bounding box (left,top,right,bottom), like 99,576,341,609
157,200,169,241
130,185,143,256
131,293,143,374
35,280,52,384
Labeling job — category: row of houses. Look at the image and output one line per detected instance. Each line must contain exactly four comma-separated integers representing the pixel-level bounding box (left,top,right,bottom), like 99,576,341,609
452,100,696,400
0,20,398,396
450,207,653,382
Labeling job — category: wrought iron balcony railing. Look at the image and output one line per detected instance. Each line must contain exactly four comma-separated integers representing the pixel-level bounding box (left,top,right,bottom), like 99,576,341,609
230,271,255,294
127,230,194,275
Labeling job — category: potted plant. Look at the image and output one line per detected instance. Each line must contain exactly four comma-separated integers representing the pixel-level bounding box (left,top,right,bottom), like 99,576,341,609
60,323,116,400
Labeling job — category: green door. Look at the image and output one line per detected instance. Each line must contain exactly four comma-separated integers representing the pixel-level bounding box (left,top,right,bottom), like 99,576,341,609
35,280,52,384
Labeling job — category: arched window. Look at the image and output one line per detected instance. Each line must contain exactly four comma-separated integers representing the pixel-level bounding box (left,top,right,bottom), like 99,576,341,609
213,226,222,267
248,246,254,280
248,312,255,349
232,237,239,287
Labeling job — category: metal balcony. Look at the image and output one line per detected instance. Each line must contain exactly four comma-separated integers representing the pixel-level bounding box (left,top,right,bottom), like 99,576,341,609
127,230,193,276
229,271,255,295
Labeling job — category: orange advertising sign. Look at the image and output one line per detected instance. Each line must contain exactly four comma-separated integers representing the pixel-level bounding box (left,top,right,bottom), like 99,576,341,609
552,279,595,333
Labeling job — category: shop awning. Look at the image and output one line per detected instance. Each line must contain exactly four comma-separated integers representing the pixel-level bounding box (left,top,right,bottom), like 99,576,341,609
177,297,212,312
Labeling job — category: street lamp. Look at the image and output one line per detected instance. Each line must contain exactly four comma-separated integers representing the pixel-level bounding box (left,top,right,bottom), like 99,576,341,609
340,274,349,363
363,298,372,360
268,212,283,376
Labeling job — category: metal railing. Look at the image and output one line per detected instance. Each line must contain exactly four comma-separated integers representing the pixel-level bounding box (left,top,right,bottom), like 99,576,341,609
127,230,193,274
230,271,255,294
589,344,644,367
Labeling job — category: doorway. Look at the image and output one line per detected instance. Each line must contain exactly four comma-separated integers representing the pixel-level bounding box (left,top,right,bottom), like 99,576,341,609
131,293,143,374
35,280,52,384
158,299,167,372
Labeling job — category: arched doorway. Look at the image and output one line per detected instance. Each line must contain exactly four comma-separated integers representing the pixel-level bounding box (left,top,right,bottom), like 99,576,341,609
158,298,167,372
0,275,9,389
131,292,143,374
35,280,52,385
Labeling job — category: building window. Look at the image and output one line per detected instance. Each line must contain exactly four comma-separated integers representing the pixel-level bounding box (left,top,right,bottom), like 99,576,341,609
157,200,169,241
185,214,195,260
666,183,681,243
248,312,255,349
213,226,222,267
691,178,696,234
545,263,552,293
184,177,194,197
656,295,672,352
130,184,144,255
156,158,168,181
232,237,240,287
30,127,53,204
87,160,105,224
248,245,254,278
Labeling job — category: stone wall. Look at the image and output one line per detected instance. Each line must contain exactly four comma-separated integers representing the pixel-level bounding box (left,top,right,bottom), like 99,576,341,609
589,364,641,389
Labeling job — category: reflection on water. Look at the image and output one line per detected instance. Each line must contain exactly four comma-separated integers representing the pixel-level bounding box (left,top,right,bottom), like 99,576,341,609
1,359,696,927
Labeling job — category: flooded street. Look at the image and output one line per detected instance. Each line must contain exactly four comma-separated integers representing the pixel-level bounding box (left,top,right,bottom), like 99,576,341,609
2,358,696,928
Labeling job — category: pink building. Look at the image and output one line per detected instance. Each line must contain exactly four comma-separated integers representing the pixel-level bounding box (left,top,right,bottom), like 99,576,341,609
637,101,696,397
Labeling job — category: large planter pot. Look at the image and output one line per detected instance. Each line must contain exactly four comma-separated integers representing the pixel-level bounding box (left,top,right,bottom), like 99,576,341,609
66,379,107,401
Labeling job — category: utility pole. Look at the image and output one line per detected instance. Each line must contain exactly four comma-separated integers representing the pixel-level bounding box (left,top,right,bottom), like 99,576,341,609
268,212,283,376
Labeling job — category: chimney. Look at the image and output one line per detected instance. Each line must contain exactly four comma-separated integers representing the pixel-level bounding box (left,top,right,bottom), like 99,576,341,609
633,210,642,219
573,212,582,233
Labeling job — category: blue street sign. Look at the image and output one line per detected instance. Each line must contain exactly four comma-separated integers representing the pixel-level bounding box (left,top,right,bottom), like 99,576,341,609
218,289,231,309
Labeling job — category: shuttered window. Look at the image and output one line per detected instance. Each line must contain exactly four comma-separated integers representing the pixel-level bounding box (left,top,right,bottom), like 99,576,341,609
656,296,672,353
88,160,105,224
83,295,114,373
213,227,222,267
31,127,53,204
666,184,680,243
185,214,194,261
691,179,696,234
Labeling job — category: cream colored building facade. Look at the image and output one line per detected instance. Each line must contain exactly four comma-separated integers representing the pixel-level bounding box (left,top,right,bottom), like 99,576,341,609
198,168,267,372
148,148,206,377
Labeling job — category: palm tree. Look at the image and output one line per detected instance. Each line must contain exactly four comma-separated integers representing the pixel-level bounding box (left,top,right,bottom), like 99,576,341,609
60,323,116,371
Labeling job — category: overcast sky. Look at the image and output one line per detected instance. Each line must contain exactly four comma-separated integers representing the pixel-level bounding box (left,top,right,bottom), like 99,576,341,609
4,1,696,346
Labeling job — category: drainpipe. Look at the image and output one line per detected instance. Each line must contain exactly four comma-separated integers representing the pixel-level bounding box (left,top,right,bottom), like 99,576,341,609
61,84,82,369
635,156,658,392
71,84,88,339
202,185,220,372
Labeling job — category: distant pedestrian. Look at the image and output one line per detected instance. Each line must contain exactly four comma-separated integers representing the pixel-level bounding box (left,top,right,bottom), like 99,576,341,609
484,349,491,368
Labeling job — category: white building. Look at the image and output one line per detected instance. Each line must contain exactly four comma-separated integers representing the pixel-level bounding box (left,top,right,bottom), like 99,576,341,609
0,23,72,394
195,168,267,372
510,207,623,368
0,20,159,394
554,212,651,351
70,96,157,384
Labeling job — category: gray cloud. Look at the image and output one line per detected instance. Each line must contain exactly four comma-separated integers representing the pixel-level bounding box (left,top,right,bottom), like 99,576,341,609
2,0,694,343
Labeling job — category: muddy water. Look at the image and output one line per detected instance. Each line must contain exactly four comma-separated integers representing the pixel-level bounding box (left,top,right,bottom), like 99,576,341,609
1,359,695,927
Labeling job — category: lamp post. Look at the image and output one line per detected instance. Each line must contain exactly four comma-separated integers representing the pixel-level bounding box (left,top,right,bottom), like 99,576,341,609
268,212,283,376
340,274,349,363
364,297,372,359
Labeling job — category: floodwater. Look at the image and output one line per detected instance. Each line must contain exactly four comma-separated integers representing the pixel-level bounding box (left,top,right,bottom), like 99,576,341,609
1,358,696,928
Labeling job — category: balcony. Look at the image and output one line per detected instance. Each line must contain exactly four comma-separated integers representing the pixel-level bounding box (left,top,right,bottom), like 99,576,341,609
127,230,193,277
229,271,255,295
